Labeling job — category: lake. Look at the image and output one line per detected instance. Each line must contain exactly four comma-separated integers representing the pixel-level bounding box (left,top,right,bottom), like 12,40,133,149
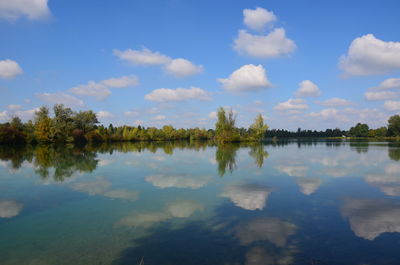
1,140,400,265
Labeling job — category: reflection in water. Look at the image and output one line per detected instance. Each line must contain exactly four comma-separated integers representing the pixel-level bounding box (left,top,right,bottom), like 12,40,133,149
145,174,210,189
215,144,239,176
103,189,139,201
0,200,23,218
388,146,400,161
296,177,322,195
0,141,269,181
341,198,400,240
365,163,400,196
245,246,297,265
236,218,297,247
248,144,269,168
275,164,307,177
221,184,272,211
116,200,203,228
71,178,112,195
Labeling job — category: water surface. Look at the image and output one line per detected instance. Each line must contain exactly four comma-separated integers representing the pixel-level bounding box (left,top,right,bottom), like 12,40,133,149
1,140,400,265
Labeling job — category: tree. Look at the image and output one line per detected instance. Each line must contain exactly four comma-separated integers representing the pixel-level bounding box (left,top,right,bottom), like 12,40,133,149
34,106,52,142
250,114,268,141
388,115,400,136
348,123,369,137
215,107,239,143
51,104,74,142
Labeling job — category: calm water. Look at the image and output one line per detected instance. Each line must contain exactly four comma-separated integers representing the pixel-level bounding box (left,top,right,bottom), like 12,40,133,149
1,140,400,265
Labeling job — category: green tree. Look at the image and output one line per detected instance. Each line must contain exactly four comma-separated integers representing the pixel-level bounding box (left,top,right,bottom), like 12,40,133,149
34,106,52,142
348,123,369,137
73,110,99,134
51,104,74,142
388,115,400,136
215,107,239,143
250,114,268,141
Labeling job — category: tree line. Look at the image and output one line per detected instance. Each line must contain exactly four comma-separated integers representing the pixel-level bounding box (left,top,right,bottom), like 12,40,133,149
1,104,400,145
0,105,268,144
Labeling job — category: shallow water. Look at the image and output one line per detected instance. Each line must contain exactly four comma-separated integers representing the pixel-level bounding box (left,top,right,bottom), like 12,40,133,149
0,140,400,265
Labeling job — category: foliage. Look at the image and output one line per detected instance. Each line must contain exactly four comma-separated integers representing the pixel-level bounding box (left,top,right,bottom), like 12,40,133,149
388,115,400,136
348,123,369,137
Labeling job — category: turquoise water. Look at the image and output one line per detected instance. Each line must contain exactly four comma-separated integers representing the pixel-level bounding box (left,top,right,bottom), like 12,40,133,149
0,141,400,264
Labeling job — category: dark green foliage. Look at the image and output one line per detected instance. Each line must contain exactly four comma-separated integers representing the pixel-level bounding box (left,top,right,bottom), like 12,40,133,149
388,115,400,136
348,123,369,137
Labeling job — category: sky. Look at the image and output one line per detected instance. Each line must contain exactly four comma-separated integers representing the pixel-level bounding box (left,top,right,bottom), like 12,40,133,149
1,0,400,130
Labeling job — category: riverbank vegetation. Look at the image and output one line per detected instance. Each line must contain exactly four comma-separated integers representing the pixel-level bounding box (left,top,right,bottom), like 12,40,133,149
1,104,400,145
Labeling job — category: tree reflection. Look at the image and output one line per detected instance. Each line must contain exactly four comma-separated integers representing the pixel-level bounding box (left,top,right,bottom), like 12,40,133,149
248,144,269,168
388,147,400,161
215,144,239,176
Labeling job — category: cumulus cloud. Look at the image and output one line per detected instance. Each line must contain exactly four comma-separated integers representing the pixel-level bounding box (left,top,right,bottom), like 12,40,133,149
145,174,210,189
124,110,139,117
315,97,353,107
70,81,111,100
113,47,171,65
37,92,84,107
364,91,399,101
373,78,400,90
101,75,139,88
236,218,297,247
218,64,271,93
151,115,166,121
274,98,308,111
220,184,272,211
295,80,321,97
0,200,23,218
97,111,115,119
144,87,210,102
0,0,51,21
366,164,400,196
7,104,22,110
0,59,23,79
339,34,400,76
384,100,400,111
165,58,203,78
243,7,277,31
234,28,296,58
341,198,400,240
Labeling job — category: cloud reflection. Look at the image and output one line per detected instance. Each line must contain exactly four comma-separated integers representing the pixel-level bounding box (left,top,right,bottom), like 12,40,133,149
220,184,272,211
236,218,297,247
296,177,322,195
0,200,23,218
145,174,210,189
341,198,400,240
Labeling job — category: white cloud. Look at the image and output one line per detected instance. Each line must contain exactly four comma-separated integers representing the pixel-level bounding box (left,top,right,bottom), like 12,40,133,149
71,178,111,195
274,98,308,111
384,100,400,111
220,184,272,211
339,34,400,76
364,91,399,101
236,218,297,247
97,111,115,119
116,211,171,228
124,110,139,117
70,81,111,100
374,78,400,90
208,111,217,119
151,115,166,121
341,198,400,240
113,47,171,65
218,64,271,93
0,111,8,121
7,104,21,110
145,174,210,189
101,75,139,88
103,189,139,201
0,0,50,21
243,7,277,31
295,80,321,97
309,108,344,121
0,59,23,79
315,97,353,107
37,92,84,107
234,28,296,58
144,87,210,102
164,58,203,78
0,200,23,218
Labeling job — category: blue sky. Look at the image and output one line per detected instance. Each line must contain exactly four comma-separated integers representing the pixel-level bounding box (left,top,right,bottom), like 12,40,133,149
1,0,400,130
